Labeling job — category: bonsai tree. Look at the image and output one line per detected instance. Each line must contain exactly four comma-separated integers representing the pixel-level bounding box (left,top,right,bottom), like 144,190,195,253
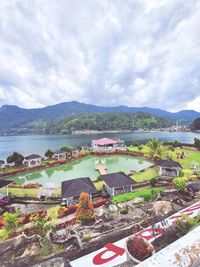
7,152,24,166
126,235,154,262
45,149,54,159
76,192,94,224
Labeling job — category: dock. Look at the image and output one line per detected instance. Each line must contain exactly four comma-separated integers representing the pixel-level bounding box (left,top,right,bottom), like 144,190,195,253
95,164,107,175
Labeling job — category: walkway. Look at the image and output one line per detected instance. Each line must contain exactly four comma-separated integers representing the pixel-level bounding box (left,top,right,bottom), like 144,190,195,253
95,164,107,175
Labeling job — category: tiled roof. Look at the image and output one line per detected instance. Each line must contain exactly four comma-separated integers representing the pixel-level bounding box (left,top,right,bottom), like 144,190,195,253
61,177,97,198
101,172,136,188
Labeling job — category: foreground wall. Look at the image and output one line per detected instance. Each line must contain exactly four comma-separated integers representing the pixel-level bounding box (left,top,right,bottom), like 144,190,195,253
138,225,200,267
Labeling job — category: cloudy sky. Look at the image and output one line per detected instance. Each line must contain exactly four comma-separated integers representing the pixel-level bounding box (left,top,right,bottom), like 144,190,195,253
0,0,200,112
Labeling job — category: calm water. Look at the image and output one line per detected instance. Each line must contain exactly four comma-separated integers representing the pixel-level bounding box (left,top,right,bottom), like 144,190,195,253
0,132,199,160
7,155,152,186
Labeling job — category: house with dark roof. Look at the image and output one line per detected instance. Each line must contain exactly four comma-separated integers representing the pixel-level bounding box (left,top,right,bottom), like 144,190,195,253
52,150,67,160
101,172,136,197
0,180,13,198
61,177,97,205
23,154,42,167
157,159,182,177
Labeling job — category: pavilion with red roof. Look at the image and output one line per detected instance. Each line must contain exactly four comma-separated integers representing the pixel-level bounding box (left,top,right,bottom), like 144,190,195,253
91,137,124,151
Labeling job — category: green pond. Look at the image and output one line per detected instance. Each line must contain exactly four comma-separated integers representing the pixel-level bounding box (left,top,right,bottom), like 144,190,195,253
8,155,153,187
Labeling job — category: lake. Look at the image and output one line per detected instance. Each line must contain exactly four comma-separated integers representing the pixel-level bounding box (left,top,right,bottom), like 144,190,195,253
0,131,199,160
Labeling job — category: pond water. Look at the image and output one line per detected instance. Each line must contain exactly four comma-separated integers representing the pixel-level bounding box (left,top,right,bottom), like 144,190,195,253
8,155,152,187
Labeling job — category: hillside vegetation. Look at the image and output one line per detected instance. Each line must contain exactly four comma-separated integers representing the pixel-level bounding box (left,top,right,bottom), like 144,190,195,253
42,112,169,134
0,101,199,135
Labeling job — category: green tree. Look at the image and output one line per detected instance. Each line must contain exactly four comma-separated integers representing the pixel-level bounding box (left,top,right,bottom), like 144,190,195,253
191,118,200,132
7,152,24,166
145,139,166,160
45,149,54,159
194,138,200,150
60,146,73,152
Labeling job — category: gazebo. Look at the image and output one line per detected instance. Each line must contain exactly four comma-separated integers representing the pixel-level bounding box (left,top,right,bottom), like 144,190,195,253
52,150,66,160
23,154,42,167
61,177,97,205
91,138,124,152
101,172,136,197
157,159,182,177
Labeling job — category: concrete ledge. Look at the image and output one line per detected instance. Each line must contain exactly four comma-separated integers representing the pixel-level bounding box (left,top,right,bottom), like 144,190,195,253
138,225,200,267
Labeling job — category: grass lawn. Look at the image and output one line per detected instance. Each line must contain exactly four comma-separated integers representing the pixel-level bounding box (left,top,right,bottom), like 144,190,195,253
112,187,165,203
133,166,159,182
170,148,200,171
127,146,141,152
0,187,62,198
6,188,38,198
94,180,104,190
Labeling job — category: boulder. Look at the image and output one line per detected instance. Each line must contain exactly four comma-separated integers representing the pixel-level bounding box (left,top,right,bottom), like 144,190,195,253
0,233,41,266
31,257,71,267
153,201,174,217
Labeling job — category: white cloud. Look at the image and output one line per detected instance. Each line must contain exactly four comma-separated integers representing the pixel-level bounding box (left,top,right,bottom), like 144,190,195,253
0,0,199,111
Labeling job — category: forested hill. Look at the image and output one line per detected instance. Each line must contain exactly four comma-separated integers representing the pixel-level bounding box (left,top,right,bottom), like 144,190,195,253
0,100,199,135
43,112,169,134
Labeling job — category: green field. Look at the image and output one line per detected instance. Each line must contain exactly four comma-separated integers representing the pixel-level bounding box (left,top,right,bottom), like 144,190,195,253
133,166,159,182
112,187,165,203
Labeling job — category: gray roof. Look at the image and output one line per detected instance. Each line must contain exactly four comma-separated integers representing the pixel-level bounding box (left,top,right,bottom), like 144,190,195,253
61,177,97,198
157,159,182,168
54,150,66,154
101,172,136,188
0,160,5,165
0,180,13,188
24,154,42,160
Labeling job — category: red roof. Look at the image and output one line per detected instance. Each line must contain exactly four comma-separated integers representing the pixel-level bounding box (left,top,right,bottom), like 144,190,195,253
92,137,123,145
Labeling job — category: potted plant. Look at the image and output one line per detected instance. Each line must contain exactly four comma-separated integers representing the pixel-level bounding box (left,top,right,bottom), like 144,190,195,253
125,235,155,264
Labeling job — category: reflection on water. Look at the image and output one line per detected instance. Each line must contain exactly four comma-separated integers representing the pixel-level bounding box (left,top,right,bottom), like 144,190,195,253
8,155,153,186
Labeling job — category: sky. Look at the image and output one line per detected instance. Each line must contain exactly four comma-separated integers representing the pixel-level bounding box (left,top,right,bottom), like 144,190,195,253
0,0,200,112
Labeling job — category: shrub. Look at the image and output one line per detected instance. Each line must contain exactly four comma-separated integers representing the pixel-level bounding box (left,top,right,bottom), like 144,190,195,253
172,177,186,191
76,192,94,224
150,178,157,186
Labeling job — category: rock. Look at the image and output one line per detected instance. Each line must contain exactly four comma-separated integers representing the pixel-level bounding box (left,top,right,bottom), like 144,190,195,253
31,257,72,267
132,197,144,204
153,201,174,217
109,204,118,212
187,182,200,192
0,233,41,266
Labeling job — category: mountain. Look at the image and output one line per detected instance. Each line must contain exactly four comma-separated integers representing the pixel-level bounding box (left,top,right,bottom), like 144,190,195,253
43,112,169,134
0,101,199,135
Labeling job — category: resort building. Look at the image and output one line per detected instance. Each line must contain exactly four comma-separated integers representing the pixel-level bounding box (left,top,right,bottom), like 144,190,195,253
61,177,97,205
52,150,66,160
157,159,182,177
71,149,80,157
0,160,5,167
23,154,42,167
0,180,13,198
91,137,125,152
101,172,135,197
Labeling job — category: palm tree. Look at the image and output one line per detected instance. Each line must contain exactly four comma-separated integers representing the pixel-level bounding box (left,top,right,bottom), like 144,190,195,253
146,139,164,160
